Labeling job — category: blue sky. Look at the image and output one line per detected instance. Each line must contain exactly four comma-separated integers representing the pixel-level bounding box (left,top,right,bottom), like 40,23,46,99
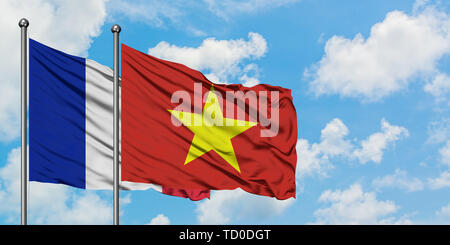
1,0,450,225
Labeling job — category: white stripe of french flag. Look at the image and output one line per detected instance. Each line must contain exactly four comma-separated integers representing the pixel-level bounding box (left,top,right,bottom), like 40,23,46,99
85,59,160,191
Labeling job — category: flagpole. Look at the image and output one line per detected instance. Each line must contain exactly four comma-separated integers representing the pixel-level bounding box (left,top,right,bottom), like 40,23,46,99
19,18,29,226
111,24,121,226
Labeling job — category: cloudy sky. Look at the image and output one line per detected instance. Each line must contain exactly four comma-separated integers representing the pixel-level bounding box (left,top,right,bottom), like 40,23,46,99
1,0,450,225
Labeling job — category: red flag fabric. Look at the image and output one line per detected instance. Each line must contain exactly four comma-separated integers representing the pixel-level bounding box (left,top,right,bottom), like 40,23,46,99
121,44,297,200
162,187,210,201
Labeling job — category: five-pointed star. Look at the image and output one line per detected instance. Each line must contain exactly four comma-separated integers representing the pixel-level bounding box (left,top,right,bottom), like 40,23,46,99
168,86,257,173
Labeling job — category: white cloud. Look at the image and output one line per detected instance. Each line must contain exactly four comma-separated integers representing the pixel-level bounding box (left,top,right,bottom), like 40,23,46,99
148,32,267,84
297,118,408,178
296,139,333,178
203,0,300,20
240,74,260,87
376,214,415,225
296,118,350,178
0,147,115,224
372,169,424,192
239,63,261,87
426,139,450,189
436,202,450,217
424,72,450,99
413,0,431,13
427,118,450,144
428,170,450,189
0,148,22,218
352,119,409,164
426,121,450,190
148,214,171,225
0,0,107,142
318,118,353,156
438,140,450,166
305,6,450,101
107,0,182,28
195,189,294,224
312,183,410,224
42,190,112,225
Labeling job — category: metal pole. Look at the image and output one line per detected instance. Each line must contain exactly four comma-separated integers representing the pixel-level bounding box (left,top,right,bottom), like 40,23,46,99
19,18,29,226
111,24,121,226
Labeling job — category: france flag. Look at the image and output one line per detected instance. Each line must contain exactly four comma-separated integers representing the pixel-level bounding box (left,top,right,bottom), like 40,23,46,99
29,39,151,190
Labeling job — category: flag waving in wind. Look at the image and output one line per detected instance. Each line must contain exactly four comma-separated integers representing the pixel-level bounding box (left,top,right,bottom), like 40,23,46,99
121,44,298,199
28,39,209,201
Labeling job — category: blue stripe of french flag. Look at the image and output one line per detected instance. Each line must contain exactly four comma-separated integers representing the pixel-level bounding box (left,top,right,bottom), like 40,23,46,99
28,39,157,191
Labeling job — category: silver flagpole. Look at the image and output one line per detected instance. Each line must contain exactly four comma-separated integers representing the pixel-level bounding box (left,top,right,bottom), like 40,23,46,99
19,18,29,226
111,24,121,226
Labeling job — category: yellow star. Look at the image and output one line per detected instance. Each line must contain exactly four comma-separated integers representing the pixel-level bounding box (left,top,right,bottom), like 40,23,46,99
168,86,257,173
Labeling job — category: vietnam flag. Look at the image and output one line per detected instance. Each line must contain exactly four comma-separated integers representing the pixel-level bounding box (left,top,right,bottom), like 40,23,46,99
121,44,297,200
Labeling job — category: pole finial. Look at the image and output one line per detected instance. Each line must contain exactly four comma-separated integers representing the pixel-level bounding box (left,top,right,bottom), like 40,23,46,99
111,24,121,33
18,18,29,28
